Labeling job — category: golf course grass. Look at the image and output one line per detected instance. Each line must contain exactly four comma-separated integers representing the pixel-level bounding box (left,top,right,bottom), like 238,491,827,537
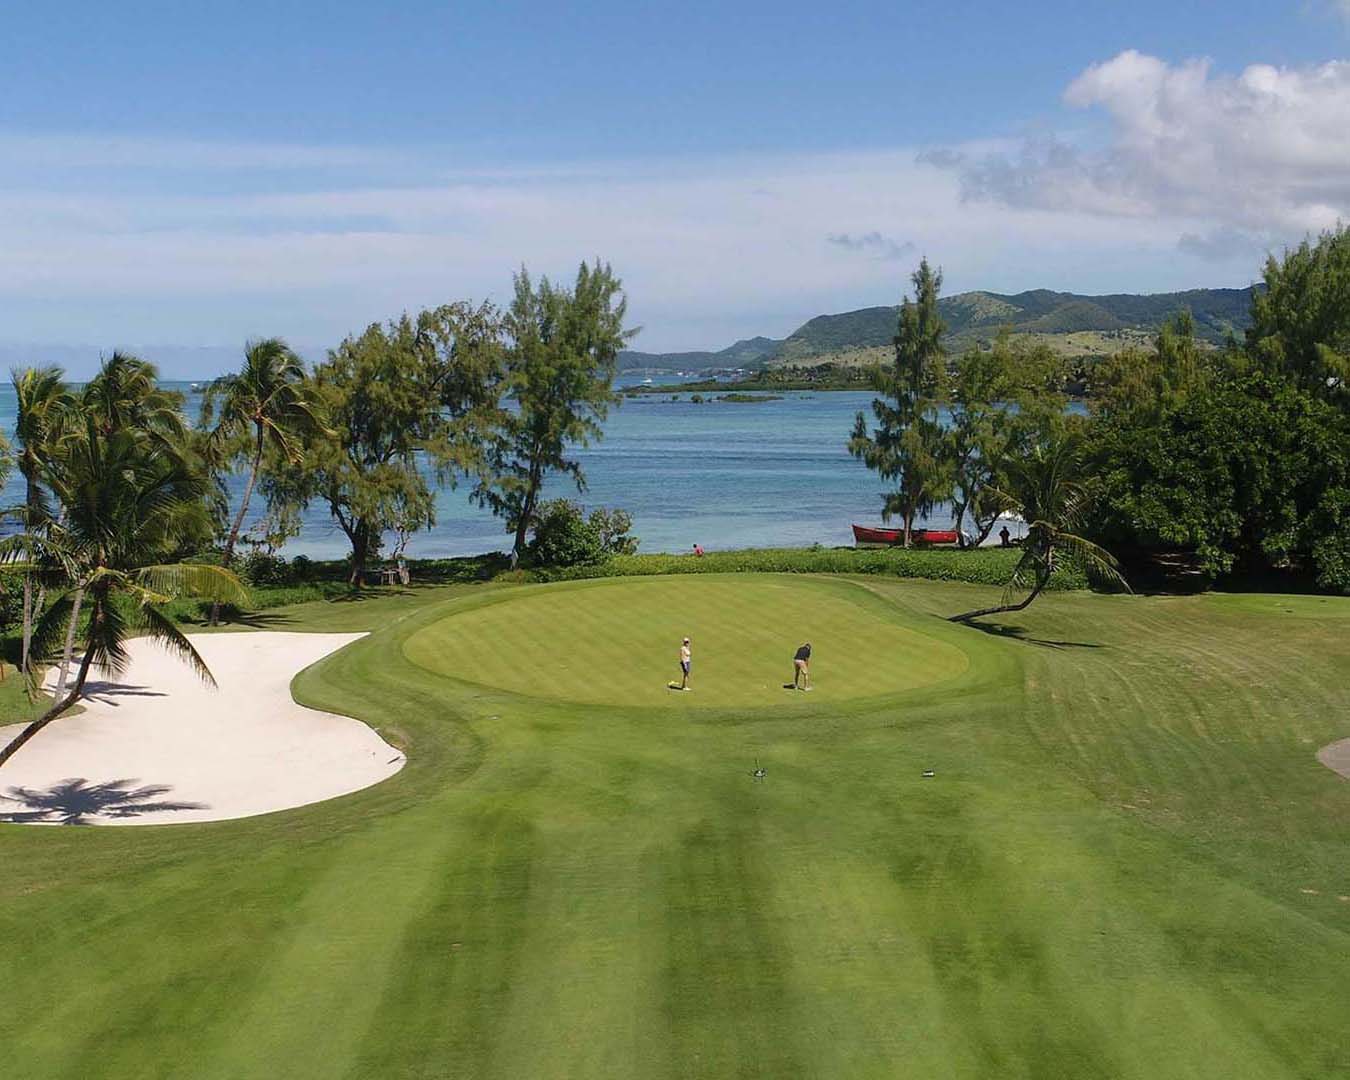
4,573,1350,1078
403,576,969,707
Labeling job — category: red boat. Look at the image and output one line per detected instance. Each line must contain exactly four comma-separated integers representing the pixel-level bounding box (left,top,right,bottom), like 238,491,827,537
852,524,960,546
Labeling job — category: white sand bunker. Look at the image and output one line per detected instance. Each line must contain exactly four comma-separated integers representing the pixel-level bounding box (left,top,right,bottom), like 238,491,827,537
1317,738,1350,782
0,632,403,826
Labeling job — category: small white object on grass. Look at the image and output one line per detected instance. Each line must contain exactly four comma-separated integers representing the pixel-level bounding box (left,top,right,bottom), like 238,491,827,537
922,769,935,778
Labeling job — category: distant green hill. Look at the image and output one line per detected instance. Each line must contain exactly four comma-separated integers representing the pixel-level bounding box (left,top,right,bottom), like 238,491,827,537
617,335,781,372
620,286,1256,371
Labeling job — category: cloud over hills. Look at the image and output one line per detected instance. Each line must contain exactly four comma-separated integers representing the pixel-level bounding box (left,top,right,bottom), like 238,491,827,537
932,50,1350,238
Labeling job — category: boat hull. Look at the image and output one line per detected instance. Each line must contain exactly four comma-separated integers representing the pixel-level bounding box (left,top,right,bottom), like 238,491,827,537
852,524,960,547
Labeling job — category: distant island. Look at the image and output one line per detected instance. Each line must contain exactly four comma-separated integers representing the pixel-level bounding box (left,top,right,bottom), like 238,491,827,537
630,366,865,396
619,285,1255,378
716,392,782,403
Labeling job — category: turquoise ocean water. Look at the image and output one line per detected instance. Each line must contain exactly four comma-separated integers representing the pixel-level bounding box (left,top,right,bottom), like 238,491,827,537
0,375,962,559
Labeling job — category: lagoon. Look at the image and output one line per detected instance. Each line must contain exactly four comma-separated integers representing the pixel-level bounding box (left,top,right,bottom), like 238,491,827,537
0,375,953,559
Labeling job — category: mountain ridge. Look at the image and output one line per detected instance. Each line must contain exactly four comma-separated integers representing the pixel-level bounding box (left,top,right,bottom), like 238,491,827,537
620,285,1256,371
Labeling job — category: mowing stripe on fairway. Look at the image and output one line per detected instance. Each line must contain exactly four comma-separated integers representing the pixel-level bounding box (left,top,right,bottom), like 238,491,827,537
6,577,1350,1078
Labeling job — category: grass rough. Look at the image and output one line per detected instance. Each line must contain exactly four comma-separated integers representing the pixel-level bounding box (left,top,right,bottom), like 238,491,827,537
4,575,1350,1078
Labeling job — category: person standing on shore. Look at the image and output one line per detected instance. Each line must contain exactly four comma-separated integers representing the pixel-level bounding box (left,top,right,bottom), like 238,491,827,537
792,642,811,690
679,637,692,690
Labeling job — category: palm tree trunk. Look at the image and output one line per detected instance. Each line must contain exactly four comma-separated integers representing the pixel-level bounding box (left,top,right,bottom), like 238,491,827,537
20,574,32,676
210,429,263,626
28,502,63,683
20,483,40,678
0,622,98,772
949,569,1050,623
55,587,84,696
971,514,999,548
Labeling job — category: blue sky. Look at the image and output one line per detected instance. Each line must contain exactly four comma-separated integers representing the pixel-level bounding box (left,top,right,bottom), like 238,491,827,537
2,1,1349,374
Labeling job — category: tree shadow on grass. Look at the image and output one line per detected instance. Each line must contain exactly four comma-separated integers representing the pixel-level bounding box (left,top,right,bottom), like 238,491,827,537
179,609,297,630
0,778,207,825
216,610,297,629
330,585,425,603
959,621,1105,650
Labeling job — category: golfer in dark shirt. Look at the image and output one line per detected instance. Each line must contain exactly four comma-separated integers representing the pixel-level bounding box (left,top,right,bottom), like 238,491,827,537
792,642,811,690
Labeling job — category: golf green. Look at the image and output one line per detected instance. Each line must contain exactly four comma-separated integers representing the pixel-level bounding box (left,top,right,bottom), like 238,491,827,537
403,575,969,707
5,574,1350,1078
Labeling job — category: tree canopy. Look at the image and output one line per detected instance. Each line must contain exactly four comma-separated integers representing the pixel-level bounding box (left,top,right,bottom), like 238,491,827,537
849,258,952,545
473,261,633,563
1,356,246,771
1247,224,1350,400
282,302,504,583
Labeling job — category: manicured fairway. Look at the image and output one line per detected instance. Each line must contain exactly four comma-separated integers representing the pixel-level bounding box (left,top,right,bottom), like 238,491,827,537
403,575,969,706
4,574,1350,1078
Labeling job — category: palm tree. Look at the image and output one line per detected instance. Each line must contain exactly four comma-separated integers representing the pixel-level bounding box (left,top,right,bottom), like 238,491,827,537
11,366,74,678
48,354,199,691
950,431,1129,622
82,351,187,442
0,418,246,772
200,339,319,623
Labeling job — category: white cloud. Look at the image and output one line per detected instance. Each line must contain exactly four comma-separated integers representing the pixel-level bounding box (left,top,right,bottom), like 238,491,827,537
942,50,1350,235
825,231,915,261
0,135,1266,354
0,131,389,172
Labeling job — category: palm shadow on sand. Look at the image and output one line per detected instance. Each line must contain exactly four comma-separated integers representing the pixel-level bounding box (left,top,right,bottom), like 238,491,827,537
0,778,207,825
77,682,169,706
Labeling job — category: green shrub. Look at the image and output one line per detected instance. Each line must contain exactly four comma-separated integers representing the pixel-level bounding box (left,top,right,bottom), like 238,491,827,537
524,545,1089,589
396,554,511,583
165,580,357,623
589,507,639,556
525,501,641,567
0,569,26,635
239,551,292,587
528,500,605,567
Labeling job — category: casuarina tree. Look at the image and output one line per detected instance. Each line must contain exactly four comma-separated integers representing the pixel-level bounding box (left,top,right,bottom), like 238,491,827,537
285,303,503,584
474,261,634,565
849,258,952,545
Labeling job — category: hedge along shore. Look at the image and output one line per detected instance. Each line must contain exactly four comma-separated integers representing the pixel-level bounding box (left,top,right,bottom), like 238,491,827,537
517,546,1089,589
139,546,1087,626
